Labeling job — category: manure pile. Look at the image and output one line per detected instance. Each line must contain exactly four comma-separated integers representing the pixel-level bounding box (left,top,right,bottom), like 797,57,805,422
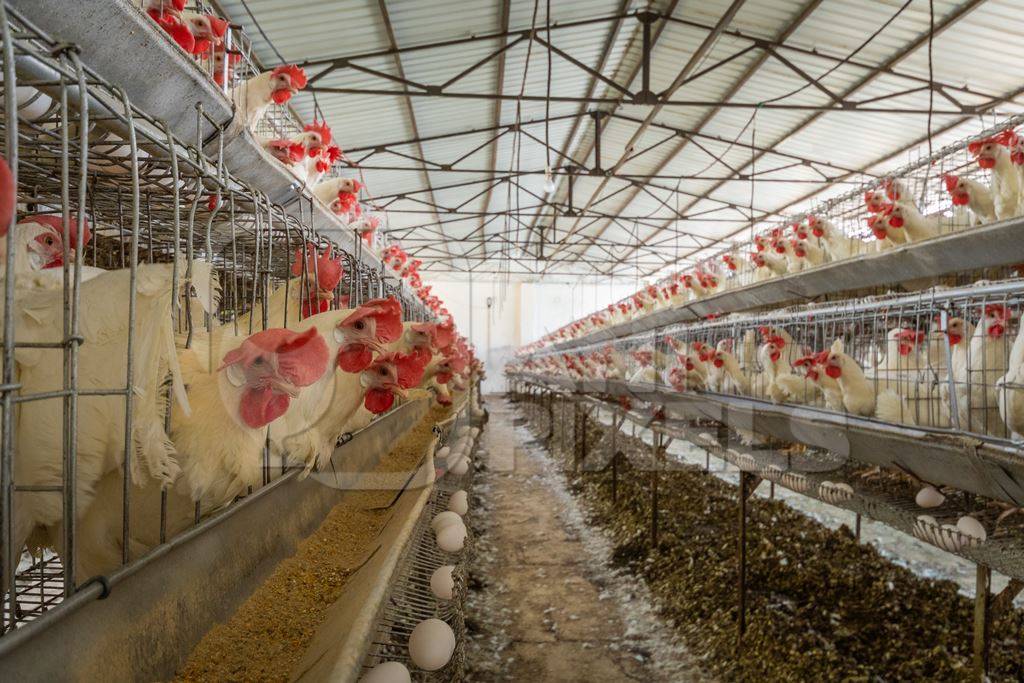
520,396,1024,681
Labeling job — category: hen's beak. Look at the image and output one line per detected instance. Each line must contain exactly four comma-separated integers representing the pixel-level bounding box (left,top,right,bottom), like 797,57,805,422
270,377,301,398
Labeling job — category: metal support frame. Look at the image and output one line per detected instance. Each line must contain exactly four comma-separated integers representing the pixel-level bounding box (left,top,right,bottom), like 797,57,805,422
736,469,762,648
972,564,991,681
650,429,662,547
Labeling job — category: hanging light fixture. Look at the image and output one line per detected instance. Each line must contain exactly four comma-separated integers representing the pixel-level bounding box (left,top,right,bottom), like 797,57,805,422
543,165,557,194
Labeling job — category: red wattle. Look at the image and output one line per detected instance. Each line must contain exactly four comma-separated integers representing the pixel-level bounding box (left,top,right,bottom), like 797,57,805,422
365,387,395,414
240,386,290,428
978,157,996,169
825,365,842,379
337,344,372,372
271,89,293,104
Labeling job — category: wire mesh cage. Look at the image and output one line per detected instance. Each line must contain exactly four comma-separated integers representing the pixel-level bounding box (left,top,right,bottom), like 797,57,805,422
0,4,430,635
525,278,1024,448
537,112,1024,349
360,408,477,681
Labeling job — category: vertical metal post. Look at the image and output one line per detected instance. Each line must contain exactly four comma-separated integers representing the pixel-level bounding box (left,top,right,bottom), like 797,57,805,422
738,471,751,648
610,410,619,504
0,4,19,629
855,513,862,541
641,14,652,97
580,408,588,466
972,564,991,681
650,431,660,548
769,481,775,499
118,87,140,567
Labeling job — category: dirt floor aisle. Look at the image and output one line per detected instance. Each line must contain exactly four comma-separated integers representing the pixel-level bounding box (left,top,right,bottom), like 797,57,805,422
464,397,710,682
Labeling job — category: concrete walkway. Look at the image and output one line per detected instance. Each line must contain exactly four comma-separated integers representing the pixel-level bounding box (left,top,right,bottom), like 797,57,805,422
465,397,709,682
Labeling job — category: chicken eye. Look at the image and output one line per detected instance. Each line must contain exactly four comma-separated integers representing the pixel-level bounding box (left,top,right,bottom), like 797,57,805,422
44,236,54,246
252,357,265,366
378,367,388,376
354,320,365,330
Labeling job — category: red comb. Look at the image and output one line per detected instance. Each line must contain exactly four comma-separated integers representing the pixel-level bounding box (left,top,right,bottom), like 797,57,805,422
221,327,329,388
271,64,308,89
20,214,92,249
304,121,332,147
942,174,959,193
207,16,228,38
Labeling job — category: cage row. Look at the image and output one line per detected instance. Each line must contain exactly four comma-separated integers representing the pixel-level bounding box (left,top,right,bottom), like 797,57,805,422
514,278,1024,446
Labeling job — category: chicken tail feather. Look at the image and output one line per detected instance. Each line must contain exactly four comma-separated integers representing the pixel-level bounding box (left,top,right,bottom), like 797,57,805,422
875,389,915,425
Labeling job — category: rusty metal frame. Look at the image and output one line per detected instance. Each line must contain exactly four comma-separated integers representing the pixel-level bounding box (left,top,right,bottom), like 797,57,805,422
622,0,996,276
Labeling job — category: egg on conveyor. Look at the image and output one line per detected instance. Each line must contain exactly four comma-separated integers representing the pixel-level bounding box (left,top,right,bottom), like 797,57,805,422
430,565,456,600
457,425,471,437
470,427,480,438
450,458,469,476
431,511,463,533
360,661,411,683
436,519,467,552
448,490,468,516
956,515,987,542
436,446,451,461
915,485,945,508
408,618,456,671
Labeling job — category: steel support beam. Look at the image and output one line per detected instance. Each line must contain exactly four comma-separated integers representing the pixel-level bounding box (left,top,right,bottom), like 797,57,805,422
375,0,457,266
587,0,825,273
633,0,993,275
543,0,748,270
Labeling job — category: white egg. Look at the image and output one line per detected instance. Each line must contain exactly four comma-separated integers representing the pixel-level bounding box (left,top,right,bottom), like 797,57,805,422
450,458,469,476
956,515,987,542
430,565,456,600
470,427,480,438
431,511,462,533
940,524,964,552
437,446,450,459
16,87,53,122
915,485,945,508
448,490,468,516
408,618,456,671
457,425,471,437
360,661,411,683
436,520,467,553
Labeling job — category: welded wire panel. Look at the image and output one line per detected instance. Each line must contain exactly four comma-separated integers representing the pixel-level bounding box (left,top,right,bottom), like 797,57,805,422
360,408,475,681
0,5,428,637
527,279,1024,450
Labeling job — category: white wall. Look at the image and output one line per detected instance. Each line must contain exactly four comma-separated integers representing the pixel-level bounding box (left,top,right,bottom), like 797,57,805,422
427,276,635,394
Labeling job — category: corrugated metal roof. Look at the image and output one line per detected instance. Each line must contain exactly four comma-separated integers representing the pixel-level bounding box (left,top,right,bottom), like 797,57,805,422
215,0,1024,280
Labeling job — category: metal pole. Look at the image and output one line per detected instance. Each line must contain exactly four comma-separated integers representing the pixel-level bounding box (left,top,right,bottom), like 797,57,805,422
580,408,588,467
611,410,619,505
738,470,750,648
1,4,19,630
650,431,660,548
972,564,991,681
855,513,862,541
